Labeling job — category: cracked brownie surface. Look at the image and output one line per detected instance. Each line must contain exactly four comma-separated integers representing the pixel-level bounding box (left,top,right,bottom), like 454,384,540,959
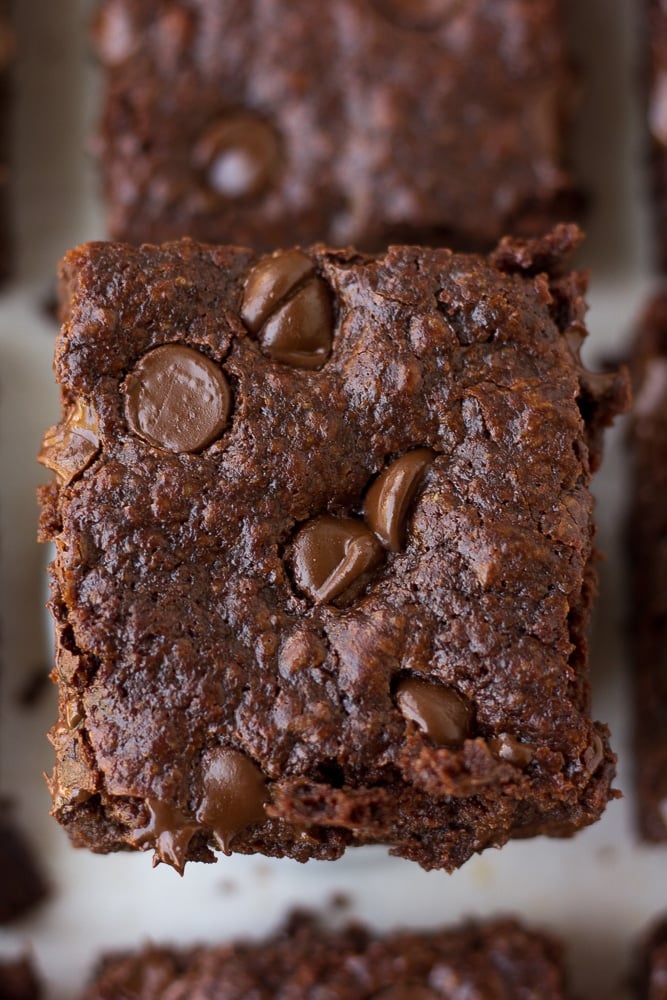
91,0,578,252
38,226,628,871
81,914,571,999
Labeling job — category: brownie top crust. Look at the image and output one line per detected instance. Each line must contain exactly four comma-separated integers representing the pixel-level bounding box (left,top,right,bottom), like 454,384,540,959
82,914,570,1000
91,0,577,251
38,226,628,872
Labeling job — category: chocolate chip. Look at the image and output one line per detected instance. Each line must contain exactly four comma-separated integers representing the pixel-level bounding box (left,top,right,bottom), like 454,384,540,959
196,748,268,855
292,516,384,605
582,733,604,776
124,344,231,453
364,449,434,551
39,399,100,485
395,677,473,747
129,798,200,875
488,733,533,768
197,114,280,200
241,251,333,369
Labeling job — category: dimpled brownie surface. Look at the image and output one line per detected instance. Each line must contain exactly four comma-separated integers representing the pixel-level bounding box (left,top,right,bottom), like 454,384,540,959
81,915,571,999
91,0,577,252
629,293,667,842
38,226,628,872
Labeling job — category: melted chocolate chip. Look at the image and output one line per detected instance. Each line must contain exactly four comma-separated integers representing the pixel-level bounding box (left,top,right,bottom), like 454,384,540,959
129,798,200,875
364,449,434,551
198,114,280,200
124,344,231,453
395,677,473,747
39,399,100,485
292,516,384,605
488,733,533,768
241,251,333,369
196,748,268,854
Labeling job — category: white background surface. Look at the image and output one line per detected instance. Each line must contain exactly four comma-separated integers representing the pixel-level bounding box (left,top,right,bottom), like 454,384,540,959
0,2,665,998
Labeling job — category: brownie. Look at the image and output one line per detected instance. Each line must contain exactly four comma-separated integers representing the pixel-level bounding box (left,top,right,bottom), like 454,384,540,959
636,918,667,999
90,0,578,252
628,292,667,841
0,959,41,1000
37,225,628,872
81,913,571,999
647,0,667,268
0,804,49,923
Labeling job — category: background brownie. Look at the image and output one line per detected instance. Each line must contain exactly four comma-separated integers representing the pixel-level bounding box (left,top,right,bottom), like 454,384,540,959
0,804,48,923
628,292,667,842
0,958,41,1000
635,917,667,999
647,0,667,268
91,0,578,252
81,913,571,999
38,226,627,872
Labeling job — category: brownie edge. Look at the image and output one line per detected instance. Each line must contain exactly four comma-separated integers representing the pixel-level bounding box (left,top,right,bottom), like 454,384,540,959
81,913,571,1000
38,226,629,872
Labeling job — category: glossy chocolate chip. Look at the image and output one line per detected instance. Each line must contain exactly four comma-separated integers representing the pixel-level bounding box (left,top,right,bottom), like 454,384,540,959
129,798,200,875
241,251,333,369
196,748,268,854
395,677,473,747
124,344,231,453
39,399,100,485
364,449,434,551
198,114,280,200
488,733,533,768
292,516,384,605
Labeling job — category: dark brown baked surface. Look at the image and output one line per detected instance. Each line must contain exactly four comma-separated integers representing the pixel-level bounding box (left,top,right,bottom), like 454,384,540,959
0,958,41,1000
628,292,667,842
636,918,667,999
91,0,578,252
81,913,571,999
38,226,628,872
0,805,48,924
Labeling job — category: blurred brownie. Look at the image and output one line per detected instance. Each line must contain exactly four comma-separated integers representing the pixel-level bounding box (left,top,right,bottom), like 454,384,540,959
636,918,667,999
91,0,578,252
0,958,41,1000
648,0,667,267
0,0,13,278
0,804,48,923
628,292,667,841
38,225,628,872
81,914,571,999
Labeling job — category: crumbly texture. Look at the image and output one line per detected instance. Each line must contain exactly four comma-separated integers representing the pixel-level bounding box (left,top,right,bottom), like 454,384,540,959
0,959,41,1000
38,226,628,872
636,918,667,999
91,0,578,252
628,293,667,842
0,806,48,924
81,913,571,999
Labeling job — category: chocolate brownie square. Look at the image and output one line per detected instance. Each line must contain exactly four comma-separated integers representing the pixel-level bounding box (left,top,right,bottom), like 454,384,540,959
38,225,628,872
628,292,667,841
636,918,667,999
90,0,578,252
81,914,571,999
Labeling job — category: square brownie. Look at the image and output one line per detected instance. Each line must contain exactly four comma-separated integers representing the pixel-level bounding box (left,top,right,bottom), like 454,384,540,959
38,226,628,872
628,292,667,842
81,914,571,999
91,0,578,252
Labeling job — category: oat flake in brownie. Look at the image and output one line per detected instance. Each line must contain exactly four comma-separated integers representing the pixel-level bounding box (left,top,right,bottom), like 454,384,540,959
38,226,628,872
90,0,578,252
